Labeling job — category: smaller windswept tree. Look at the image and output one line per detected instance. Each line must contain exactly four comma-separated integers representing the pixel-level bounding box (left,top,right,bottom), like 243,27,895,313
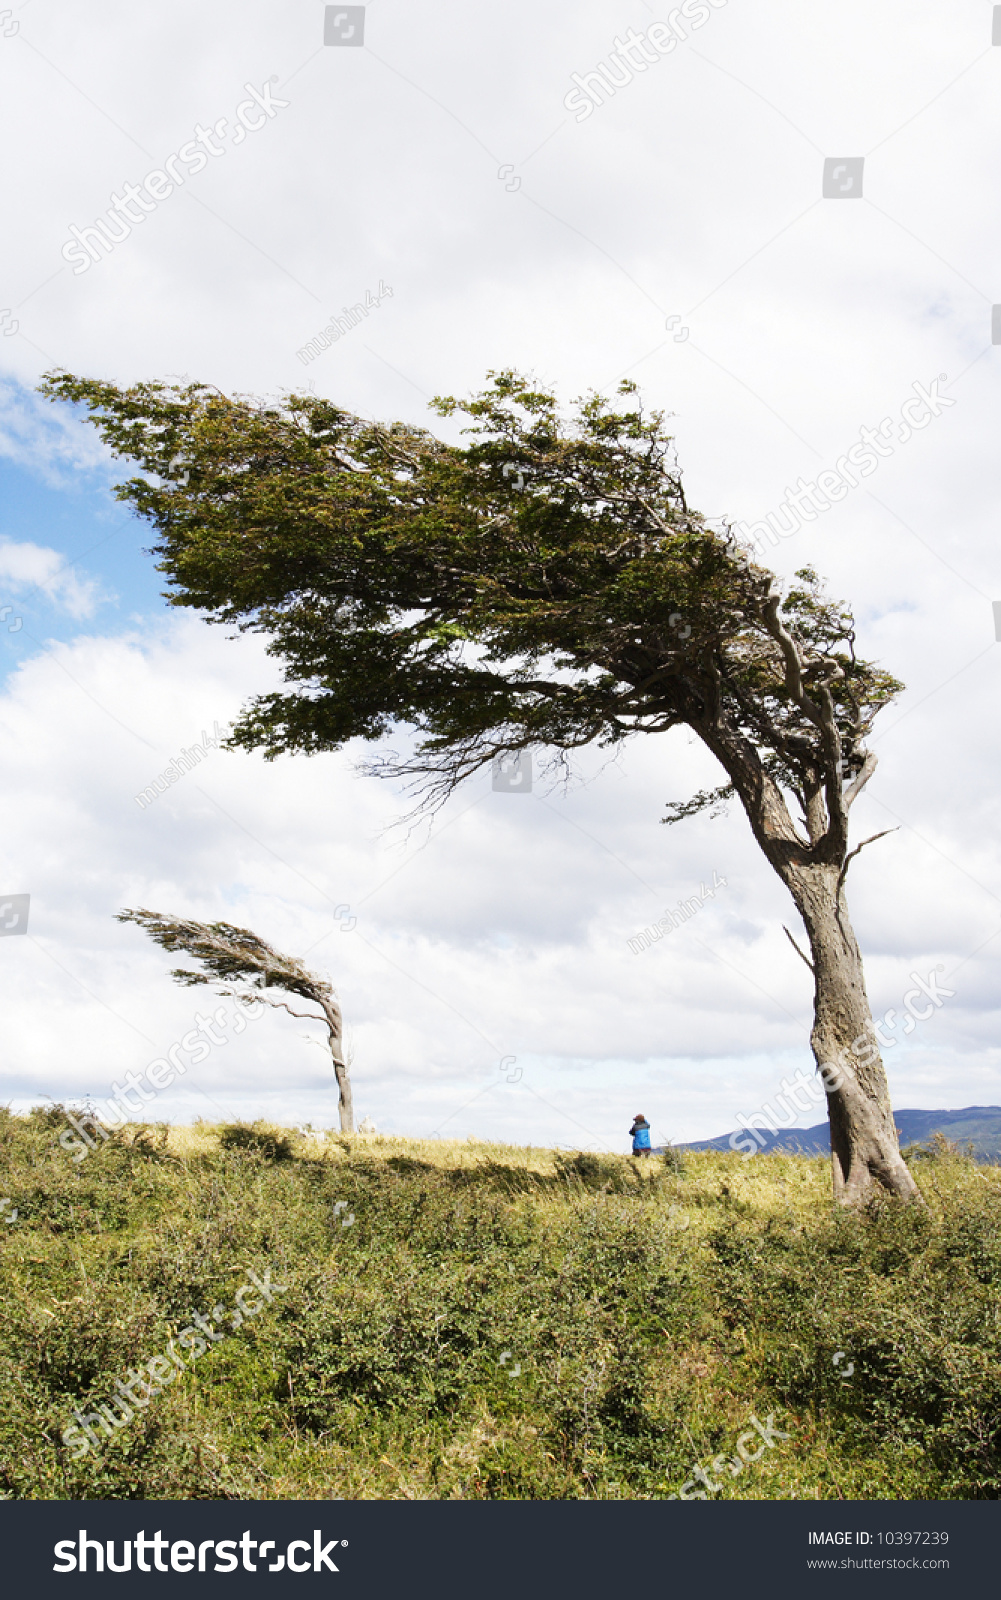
118,908,353,1131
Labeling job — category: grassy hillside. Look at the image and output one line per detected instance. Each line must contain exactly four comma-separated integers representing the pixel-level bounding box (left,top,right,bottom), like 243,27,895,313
1,1107,999,1501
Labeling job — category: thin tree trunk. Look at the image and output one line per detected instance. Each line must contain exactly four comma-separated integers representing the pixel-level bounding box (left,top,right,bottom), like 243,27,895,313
322,1000,354,1133
333,1057,354,1134
786,863,922,1205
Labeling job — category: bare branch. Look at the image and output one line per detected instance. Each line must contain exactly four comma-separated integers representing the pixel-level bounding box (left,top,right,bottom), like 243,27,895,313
228,991,328,1026
760,592,851,841
843,749,877,809
783,924,815,974
761,593,825,730
839,827,899,890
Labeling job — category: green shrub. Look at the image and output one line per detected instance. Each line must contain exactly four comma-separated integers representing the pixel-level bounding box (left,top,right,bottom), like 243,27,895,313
660,1144,687,1177
0,1121,996,1501
218,1122,293,1162
708,1182,1001,1497
554,1151,636,1193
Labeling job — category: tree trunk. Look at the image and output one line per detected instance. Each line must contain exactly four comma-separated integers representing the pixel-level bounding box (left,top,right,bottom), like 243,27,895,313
785,863,922,1205
333,1057,354,1133
321,1000,354,1133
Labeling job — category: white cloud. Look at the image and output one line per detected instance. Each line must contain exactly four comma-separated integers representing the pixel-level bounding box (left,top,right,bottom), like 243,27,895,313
0,536,100,618
0,380,113,486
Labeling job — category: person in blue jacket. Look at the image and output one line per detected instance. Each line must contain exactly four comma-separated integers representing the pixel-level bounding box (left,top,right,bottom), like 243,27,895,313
630,1113,652,1157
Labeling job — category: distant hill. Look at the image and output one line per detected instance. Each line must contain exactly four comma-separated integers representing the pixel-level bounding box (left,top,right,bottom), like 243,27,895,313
675,1106,1001,1164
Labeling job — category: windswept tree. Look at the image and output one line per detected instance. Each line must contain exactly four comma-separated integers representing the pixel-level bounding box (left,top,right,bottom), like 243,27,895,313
54,370,918,1203
118,908,353,1131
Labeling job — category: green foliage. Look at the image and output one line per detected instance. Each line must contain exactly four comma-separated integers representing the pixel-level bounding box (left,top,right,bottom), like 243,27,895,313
710,1172,1001,1498
902,1131,966,1164
553,1151,641,1192
0,1112,996,1500
40,370,901,821
218,1122,294,1162
660,1144,688,1177
117,907,335,1009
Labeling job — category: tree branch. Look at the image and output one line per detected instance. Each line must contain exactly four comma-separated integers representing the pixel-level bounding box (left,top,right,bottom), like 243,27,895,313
760,593,849,844
783,924,815,974
839,827,898,892
843,749,877,809
222,989,328,1027
761,593,825,730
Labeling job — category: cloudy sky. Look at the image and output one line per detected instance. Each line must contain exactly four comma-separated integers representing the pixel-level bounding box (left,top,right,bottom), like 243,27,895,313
0,0,998,1150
